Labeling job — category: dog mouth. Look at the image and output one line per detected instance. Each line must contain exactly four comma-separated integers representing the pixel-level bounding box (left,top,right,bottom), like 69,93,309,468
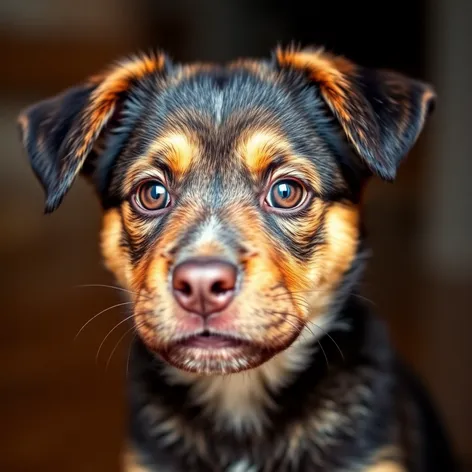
148,327,295,374
173,330,247,350
158,329,269,374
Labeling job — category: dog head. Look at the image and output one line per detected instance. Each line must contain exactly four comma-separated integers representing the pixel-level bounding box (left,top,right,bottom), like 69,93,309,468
18,46,435,375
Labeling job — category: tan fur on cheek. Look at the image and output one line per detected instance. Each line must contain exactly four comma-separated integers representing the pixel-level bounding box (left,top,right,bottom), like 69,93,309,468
322,202,360,279
100,209,132,289
305,202,360,318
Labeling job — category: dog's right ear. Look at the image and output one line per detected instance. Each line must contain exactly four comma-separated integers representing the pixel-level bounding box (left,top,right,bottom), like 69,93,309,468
17,52,168,213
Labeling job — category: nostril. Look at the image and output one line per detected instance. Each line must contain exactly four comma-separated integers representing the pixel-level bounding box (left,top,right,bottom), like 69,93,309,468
210,280,234,295
176,281,192,296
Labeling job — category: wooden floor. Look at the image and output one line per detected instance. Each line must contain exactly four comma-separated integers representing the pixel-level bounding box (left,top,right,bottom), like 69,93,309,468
1,98,471,471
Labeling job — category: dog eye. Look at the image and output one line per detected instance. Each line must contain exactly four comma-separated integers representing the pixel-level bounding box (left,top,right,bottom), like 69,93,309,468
134,181,171,212
266,179,306,210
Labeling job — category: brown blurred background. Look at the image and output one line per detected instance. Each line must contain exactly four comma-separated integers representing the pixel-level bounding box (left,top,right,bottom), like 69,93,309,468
1,0,471,470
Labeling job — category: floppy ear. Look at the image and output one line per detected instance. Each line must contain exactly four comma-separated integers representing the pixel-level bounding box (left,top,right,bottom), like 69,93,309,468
276,46,436,181
17,52,167,213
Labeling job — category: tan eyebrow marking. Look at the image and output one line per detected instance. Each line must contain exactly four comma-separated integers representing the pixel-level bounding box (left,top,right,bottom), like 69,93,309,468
237,130,290,172
237,129,323,194
147,132,196,174
123,132,198,194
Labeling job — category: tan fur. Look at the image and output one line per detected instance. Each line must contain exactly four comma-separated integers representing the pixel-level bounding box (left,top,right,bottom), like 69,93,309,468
100,209,133,290
363,446,405,472
304,202,360,318
363,463,406,472
237,129,324,195
122,447,154,472
69,53,166,181
124,132,198,196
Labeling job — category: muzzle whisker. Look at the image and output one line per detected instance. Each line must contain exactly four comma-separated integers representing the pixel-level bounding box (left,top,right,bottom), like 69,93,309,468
74,301,134,340
309,321,345,362
283,312,345,364
75,283,152,301
105,320,148,371
281,315,330,369
95,313,136,363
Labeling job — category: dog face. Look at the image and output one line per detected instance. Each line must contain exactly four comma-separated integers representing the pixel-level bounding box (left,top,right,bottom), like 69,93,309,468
18,46,435,375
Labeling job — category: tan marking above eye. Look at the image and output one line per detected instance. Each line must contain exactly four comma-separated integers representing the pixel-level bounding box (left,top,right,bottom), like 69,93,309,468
123,132,197,195
238,130,290,173
237,129,323,195
147,132,196,174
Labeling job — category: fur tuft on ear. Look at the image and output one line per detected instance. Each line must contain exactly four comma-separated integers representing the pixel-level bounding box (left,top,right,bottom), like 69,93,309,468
276,45,436,181
17,52,167,213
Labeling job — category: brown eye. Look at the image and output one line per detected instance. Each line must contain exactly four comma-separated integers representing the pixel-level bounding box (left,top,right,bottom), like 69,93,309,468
135,181,170,212
266,179,306,210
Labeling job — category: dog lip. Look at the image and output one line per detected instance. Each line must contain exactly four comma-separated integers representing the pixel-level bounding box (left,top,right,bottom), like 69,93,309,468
172,331,248,349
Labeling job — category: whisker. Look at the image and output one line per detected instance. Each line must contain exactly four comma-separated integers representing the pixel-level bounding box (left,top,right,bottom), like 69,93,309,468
350,293,376,306
282,315,330,369
273,296,310,308
277,288,376,307
95,314,136,363
74,301,134,340
310,322,345,362
105,321,145,371
75,284,152,301
282,312,345,363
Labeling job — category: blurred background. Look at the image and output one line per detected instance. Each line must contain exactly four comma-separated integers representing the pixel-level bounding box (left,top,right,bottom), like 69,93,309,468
1,0,471,470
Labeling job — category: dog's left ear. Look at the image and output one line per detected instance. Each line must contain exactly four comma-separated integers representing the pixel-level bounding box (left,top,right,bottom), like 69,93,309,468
276,47,436,181
17,53,167,213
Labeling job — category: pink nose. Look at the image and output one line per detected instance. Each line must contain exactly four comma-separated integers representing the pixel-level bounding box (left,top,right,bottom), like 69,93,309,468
172,258,237,317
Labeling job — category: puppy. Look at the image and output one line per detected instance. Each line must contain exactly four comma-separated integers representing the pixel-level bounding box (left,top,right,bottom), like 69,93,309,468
18,45,456,471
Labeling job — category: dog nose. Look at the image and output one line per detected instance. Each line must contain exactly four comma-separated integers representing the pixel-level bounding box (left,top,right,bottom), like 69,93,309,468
172,258,237,317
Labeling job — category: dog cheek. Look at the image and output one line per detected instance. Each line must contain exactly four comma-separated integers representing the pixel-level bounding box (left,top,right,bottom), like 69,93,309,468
305,202,360,318
273,201,327,298
100,209,133,289
238,245,304,345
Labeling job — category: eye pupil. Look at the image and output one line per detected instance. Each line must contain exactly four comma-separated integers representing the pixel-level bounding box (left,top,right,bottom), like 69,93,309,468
150,184,165,200
277,183,291,200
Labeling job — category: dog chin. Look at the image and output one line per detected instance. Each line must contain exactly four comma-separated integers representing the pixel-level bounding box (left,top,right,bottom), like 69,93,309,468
154,343,278,375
